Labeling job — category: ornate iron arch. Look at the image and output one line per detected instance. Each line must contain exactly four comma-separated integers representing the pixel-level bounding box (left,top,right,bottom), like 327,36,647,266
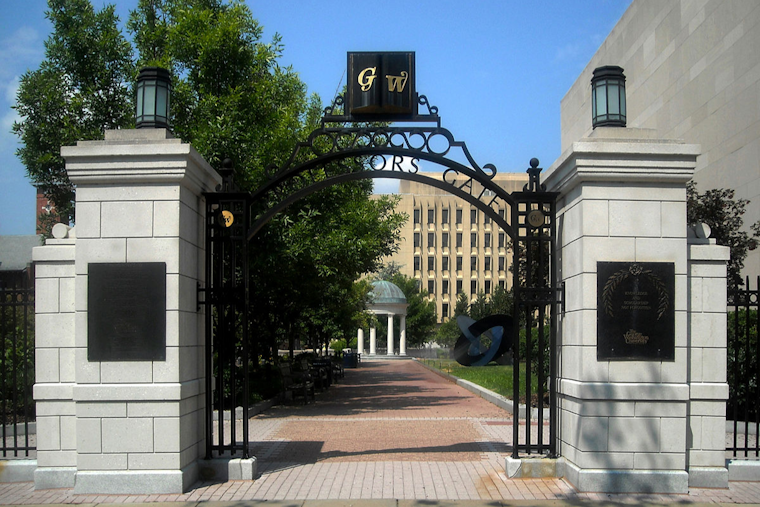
245,121,518,242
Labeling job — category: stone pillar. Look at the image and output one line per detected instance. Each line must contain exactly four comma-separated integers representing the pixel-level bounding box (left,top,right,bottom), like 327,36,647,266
387,313,394,355
32,228,77,489
686,237,730,487
33,129,221,494
543,128,700,494
370,326,377,355
357,328,364,355
399,315,407,356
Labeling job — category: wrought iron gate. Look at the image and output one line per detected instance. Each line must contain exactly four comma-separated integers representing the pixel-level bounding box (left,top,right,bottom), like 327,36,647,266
727,277,759,458
0,271,36,457
200,93,560,459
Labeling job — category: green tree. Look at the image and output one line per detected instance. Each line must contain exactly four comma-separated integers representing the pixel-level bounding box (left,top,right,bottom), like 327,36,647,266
12,0,135,231
15,0,407,364
434,291,469,348
687,182,760,289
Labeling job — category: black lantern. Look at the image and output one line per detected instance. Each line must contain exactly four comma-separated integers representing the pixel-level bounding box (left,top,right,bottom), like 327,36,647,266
591,66,626,128
136,67,171,129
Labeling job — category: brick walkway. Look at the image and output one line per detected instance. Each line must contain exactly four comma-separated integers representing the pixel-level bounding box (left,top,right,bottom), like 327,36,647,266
1,359,759,504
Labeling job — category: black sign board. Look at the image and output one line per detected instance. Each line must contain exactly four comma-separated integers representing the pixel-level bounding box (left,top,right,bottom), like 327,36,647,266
597,261,675,361
347,52,416,119
88,262,166,361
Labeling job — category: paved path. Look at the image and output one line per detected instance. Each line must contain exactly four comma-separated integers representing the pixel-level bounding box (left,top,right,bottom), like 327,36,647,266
1,359,759,504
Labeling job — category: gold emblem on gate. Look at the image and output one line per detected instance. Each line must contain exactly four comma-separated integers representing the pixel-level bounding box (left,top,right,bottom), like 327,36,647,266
527,209,545,228
220,210,234,228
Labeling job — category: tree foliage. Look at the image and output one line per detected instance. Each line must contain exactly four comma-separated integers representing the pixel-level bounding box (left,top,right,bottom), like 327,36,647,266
687,181,759,288
13,0,407,358
13,0,134,226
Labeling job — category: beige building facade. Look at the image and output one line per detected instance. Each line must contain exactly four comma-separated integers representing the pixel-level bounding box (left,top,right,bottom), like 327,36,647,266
379,171,528,323
560,0,760,281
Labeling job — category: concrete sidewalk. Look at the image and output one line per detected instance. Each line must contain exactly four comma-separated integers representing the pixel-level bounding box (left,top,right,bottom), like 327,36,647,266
1,360,759,504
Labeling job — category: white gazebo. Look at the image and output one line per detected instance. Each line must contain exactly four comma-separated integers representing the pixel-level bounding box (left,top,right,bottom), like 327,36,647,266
358,280,409,356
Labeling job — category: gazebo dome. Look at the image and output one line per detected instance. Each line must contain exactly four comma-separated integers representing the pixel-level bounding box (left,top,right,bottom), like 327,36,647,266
370,280,407,305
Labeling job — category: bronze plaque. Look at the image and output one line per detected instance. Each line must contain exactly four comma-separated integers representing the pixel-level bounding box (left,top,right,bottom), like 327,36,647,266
347,52,416,118
597,262,675,361
88,262,166,361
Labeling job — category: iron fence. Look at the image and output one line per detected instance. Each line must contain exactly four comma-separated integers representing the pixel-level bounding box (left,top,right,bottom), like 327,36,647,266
727,277,759,458
0,273,36,457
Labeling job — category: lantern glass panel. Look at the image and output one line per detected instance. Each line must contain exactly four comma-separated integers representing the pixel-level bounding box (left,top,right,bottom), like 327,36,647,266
609,84,620,115
156,84,168,119
595,84,607,116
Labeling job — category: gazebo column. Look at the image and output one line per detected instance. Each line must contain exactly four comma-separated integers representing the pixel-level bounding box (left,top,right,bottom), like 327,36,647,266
370,326,376,355
387,313,394,355
399,315,407,356
357,328,364,355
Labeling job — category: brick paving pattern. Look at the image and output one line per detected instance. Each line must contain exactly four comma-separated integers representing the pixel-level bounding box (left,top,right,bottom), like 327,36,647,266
1,359,759,504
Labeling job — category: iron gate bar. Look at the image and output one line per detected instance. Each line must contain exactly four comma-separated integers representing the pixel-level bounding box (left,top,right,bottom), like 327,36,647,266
0,279,35,457
727,277,759,458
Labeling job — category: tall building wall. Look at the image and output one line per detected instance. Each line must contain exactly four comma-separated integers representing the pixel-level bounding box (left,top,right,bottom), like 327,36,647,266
378,172,528,323
560,0,760,281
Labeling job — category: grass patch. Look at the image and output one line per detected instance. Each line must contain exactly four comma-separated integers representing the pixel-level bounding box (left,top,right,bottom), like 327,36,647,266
420,358,543,406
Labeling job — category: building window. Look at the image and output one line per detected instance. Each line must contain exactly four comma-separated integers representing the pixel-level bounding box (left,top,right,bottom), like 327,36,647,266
442,256,449,271
484,214,491,225
442,232,449,247
414,233,420,248
428,280,435,294
456,209,462,224
484,257,491,271
498,256,505,271
471,232,477,247
428,208,435,224
485,280,491,294
414,256,420,271
471,256,477,271
470,209,477,224
414,209,420,224
471,280,477,294
456,280,463,293
442,208,449,224
428,256,435,271
498,232,505,248
498,208,505,219
456,233,462,248
428,232,435,247
442,303,449,317
499,280,505,289
484,233,491,248
456,256,463,271
442,279,449,294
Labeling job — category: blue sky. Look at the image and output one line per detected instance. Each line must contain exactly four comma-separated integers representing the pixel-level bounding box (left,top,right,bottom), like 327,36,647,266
0,0,632,235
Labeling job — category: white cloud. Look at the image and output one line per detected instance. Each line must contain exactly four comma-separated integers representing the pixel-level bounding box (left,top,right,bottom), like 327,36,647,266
0,27,43,82
4,75,19,104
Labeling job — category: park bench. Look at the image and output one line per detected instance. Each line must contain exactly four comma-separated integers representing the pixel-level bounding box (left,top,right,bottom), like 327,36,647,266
278,362,315,404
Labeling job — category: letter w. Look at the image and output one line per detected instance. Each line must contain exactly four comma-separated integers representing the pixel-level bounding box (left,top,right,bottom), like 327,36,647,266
386,71,409,92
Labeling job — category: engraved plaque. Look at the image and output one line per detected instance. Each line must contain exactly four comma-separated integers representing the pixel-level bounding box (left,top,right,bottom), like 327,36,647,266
597,261,675,361
88,262,166,361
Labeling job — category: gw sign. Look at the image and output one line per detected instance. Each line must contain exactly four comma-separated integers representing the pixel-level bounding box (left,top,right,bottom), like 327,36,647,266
347,52,416,119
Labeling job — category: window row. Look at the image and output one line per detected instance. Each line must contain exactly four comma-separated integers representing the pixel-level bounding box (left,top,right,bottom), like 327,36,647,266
428,279,507,304
413,208,506,225
414,232,506,248
414,255,507,272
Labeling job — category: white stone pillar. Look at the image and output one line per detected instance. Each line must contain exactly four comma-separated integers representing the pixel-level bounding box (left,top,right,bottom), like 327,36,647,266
543,128,700,494
399,315,407,356
686,238,730,487
32,229,77,489
41,129,222,494
357,328,364,355
369,326,376,355
387,313,394,355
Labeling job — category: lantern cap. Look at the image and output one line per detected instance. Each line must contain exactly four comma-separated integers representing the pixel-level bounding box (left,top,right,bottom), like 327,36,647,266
592,65,626,81
137,66,171,80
